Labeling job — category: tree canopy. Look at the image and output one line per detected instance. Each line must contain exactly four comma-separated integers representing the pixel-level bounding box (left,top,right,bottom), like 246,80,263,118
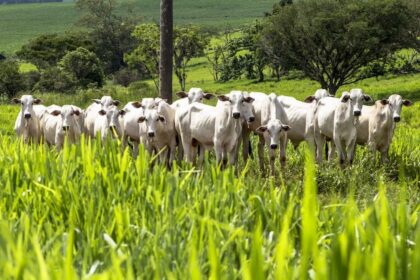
263,0,416,95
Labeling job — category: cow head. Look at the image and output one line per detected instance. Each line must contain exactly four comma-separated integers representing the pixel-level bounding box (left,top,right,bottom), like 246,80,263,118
342,89,372,117
13,95,42,120
304,89,330,103
137,109,165,138
387,94,413,122
49,105,81,132
98,105,124,137
176,88,215,104
256,119,290,150
218,91,255,123
92,96,120,108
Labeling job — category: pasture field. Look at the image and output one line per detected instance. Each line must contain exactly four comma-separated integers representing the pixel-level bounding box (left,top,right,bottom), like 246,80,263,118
0,0,277,54
0,73,419,278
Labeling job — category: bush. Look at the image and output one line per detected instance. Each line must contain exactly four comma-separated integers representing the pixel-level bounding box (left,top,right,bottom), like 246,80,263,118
0,60,24,98
34,67,76,93
60,47,104,89
22,71,41,91
112,68,142,87
16,32,93,69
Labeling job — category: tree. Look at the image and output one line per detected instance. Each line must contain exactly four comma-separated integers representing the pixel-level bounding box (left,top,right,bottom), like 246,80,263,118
60,47,104,88
160,0,173,103
75,0,137,74
16,32,92,69
173,26,208,91
0,60,24,99
126,24,208,91
263,0,415,95
125,24,161,90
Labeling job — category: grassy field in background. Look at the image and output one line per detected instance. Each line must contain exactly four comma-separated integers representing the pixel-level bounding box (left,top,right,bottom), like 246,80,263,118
0,0,276,54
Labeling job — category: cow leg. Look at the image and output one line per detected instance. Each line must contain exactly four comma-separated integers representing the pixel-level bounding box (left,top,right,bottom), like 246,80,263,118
315,135,325,164
214,139,223,167
333,135,345,166
242,130,250,162
268,147,276,176
258,134,265,170
328,141,336,161
133,141,139,158
347,138,357,165
279,134,287,168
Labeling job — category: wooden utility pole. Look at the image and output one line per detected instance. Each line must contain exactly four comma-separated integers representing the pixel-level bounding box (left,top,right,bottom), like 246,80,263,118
159,0,173,103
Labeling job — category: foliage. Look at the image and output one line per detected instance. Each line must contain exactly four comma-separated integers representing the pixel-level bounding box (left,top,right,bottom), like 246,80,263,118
125,23,160,90
112,67,142,87
75,0,138,74
173,26,209,90
0,59,24,99
34,66,76,93
16,32,93,69
59,47,104,89
21,71,41,92
263,0,416,95
126,24,209,91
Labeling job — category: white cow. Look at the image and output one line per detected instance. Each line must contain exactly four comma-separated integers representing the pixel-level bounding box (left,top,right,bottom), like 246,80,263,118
121,98,166,157
256,119,290,175
93,105,125,142
275,89,330,150
171,88,214,109
84,96,121,137
138,101,177,167
42,105,82,150
357,95,413,162
13,95,45,144
176,90,255,166
314,89,372,165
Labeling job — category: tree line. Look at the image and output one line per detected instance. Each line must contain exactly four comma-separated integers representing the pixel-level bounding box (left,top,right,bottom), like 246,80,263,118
1,0,419,99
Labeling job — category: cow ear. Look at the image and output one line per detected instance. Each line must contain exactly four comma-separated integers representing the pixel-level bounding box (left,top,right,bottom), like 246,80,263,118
281,125,291,131
380,99,389,105
203,93,215,99
403,99,413,106
131,101,142,108
138,116,146,123
112,100,121,106
92,99,101,104
256,126,267,133
363,94,372,102
176,91,188,98
217,95,230,102
73,110,80,116
341,94,351,103
12,98,21,104
98,109,106,116
33,98,42,104
244,97,255,103
51,110,61,116
119,110,126,116
304,95,316,103
158,115,166,123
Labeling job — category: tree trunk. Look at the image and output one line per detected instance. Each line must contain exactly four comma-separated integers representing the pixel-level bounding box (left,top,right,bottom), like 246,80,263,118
159,0,173,103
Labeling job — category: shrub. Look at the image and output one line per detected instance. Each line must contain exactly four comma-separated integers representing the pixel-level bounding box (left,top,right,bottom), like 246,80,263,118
34,67,76,93
112,68,142,87
60,47,104,89
0,60,24,99
21,71,41,91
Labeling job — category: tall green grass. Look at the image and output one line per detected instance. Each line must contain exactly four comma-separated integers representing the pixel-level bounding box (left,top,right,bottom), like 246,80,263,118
0,117,418,278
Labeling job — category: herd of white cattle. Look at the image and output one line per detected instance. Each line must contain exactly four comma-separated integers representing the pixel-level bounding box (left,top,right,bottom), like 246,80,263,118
12,87,412,173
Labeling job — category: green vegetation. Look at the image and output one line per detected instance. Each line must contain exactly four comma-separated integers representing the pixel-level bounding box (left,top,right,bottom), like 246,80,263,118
0,0,277,54
0,106,418,277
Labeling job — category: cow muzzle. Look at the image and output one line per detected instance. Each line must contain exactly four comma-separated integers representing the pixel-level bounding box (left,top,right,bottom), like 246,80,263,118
232,112,240,119
24,113,31,119
393,116,400,122
353,111,361,117
148,132,155,138
270,144,278,150
63,126,70,131
248,116,255,123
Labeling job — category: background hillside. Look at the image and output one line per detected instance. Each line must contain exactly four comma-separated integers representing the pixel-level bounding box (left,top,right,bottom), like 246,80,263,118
0,0,277,54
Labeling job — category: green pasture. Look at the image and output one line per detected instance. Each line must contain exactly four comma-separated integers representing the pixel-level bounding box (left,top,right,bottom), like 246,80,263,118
0,0,277,54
